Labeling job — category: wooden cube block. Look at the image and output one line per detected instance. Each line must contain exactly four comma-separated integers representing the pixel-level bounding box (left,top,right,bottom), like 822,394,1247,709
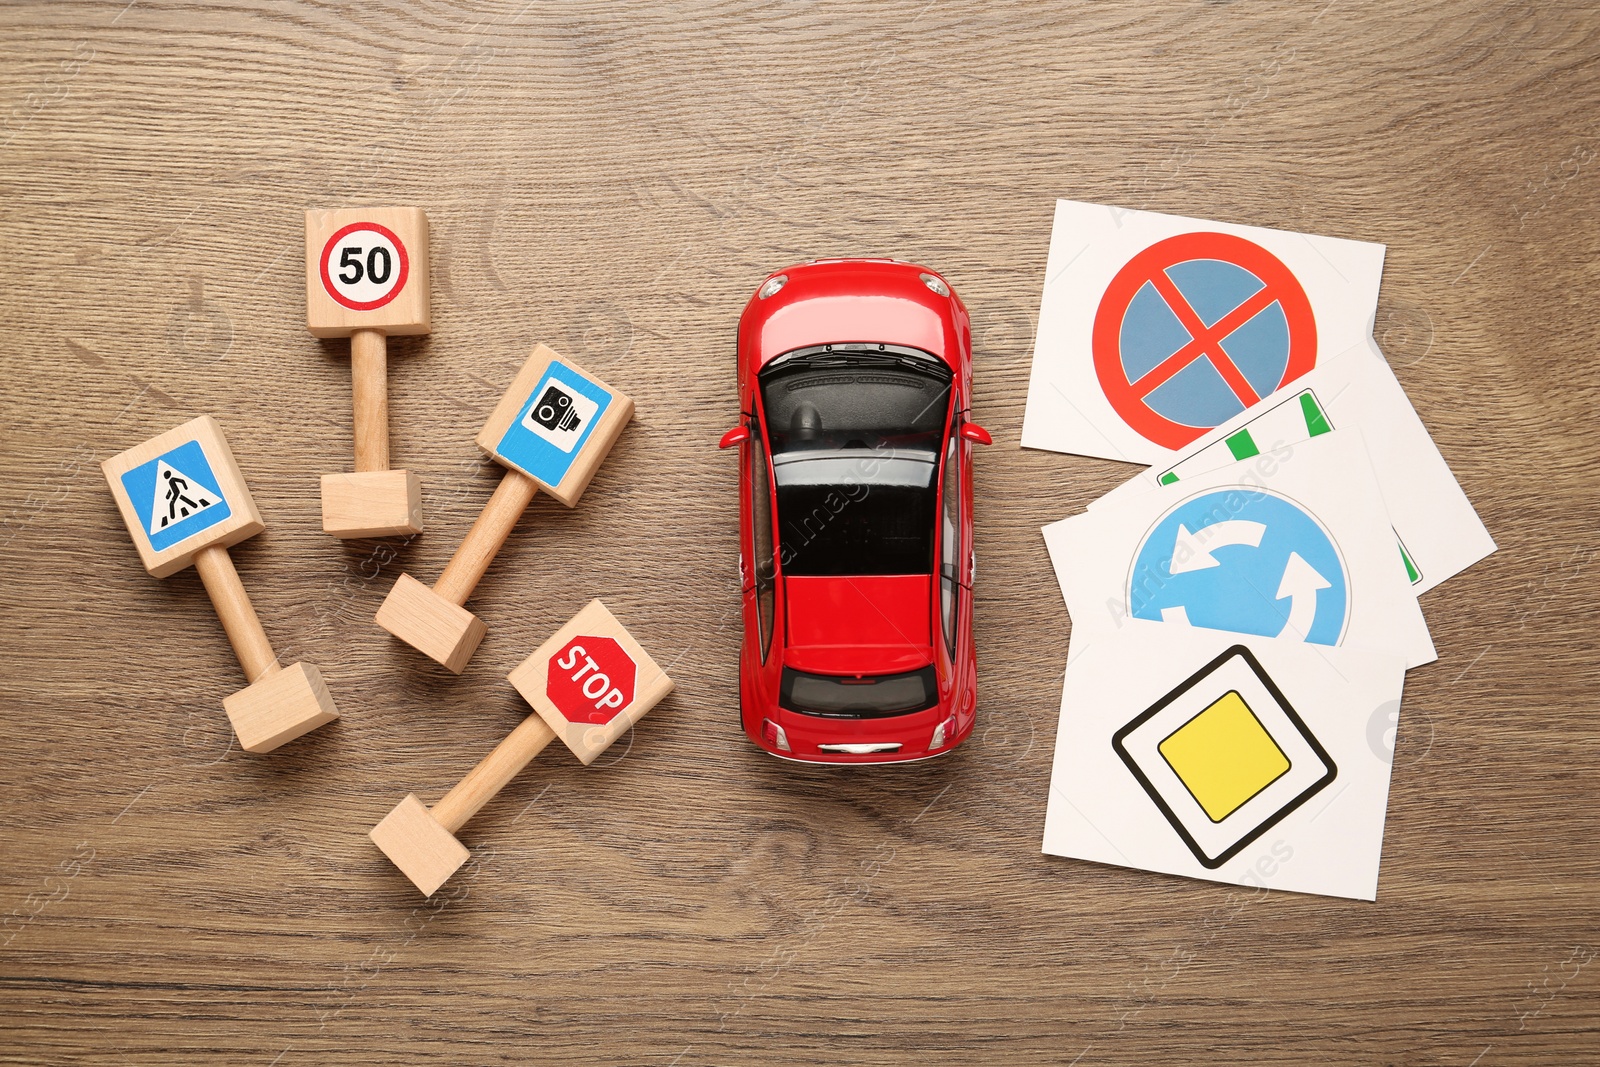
101,416,265,578
375,573,486,673
305,207,431,338
369,793,469,897
222,661,340,753
508,599,674,765
320,469,422,538
475,344,634,507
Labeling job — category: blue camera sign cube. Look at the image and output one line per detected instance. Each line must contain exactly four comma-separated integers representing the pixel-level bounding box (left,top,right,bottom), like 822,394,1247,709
476,345,634,507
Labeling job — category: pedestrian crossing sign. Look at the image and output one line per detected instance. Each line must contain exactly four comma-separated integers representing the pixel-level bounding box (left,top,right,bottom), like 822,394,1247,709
121,439,232,552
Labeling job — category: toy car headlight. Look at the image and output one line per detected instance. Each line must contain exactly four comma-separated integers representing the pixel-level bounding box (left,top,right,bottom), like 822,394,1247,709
758,274,788,299
919,273,949,297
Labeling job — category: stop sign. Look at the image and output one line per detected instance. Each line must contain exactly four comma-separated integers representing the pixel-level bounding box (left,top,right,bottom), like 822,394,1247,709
545,635,637,725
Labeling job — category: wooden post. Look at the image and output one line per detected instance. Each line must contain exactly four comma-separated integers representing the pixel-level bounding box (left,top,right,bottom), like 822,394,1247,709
350,328,390,473
433,469,539,605
102,416,339,753
193,545,280,683
430,716,557,833
308,207,429,539
375,344,634,674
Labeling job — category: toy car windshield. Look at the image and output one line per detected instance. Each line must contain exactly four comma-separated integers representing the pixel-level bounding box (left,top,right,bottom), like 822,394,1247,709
758,345,952,577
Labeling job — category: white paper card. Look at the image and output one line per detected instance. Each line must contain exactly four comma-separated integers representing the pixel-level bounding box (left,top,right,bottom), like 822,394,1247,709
1042,621,1407,900
1089,339,1495,595
1043,431,1436,668
1021,199,1386,465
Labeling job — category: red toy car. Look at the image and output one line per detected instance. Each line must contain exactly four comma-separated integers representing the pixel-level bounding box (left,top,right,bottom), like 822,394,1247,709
720,259,991,764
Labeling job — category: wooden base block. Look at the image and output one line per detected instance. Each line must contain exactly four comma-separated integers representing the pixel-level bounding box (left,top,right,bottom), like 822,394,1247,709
222,661,339,753
375,572,486,673
370,793,469,896
321,469,423,538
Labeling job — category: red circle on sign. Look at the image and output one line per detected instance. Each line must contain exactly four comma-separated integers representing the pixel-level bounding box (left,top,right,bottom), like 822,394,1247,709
319,221,410,311
1092,231,1317,450
546,636,638,725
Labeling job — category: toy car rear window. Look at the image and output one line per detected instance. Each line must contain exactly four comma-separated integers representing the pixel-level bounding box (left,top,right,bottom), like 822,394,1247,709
759,348,952,576
779,664,939,718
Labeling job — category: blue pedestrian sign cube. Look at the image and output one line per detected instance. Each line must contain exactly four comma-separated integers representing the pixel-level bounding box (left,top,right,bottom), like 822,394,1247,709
102,416,265,578
1127,488,1350,645
121,439,232,552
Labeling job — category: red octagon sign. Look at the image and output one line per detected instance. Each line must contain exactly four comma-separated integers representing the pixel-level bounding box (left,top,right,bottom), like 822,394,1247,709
546,636,637,725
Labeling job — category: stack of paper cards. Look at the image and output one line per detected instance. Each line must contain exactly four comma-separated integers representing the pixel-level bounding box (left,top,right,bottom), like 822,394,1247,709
1023,199,1496,900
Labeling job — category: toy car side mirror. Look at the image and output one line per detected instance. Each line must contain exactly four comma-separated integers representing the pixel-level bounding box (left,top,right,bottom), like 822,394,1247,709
959,423,993,446
719,425,751,450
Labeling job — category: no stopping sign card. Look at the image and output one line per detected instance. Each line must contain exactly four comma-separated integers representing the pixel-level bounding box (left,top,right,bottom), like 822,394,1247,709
1021,199,1385,464
1042,621,1407,900
1043,431,1436,668
1091,340,1497,595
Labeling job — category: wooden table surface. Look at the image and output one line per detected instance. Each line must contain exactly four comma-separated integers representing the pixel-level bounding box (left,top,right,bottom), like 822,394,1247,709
3,2,1597,1063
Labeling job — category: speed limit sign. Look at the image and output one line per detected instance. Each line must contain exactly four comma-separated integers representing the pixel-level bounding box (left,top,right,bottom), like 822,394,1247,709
305,207,432,540
320,221,409,311
304,206,430,337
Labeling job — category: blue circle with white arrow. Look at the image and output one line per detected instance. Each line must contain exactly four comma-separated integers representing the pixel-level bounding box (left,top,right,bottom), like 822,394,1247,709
1127,489,1349,645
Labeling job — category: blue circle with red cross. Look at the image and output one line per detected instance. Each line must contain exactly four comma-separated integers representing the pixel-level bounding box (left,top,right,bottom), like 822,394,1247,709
1093,232,1318,450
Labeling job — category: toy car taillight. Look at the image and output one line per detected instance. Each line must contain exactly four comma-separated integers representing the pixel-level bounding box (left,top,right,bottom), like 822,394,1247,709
761,718,791,752
930,713,958,750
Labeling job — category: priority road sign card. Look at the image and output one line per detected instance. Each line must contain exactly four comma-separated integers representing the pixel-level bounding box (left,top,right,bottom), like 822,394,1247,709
1090,340,1497,595
1044,430,1436,668
1021,199,1385,465
1041,621,1407,900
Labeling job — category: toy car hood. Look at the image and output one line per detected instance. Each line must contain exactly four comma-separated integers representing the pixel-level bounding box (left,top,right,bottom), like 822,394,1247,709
739,259,966,372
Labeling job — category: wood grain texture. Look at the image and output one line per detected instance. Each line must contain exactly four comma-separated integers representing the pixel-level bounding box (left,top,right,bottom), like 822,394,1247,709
2,1,1597,1064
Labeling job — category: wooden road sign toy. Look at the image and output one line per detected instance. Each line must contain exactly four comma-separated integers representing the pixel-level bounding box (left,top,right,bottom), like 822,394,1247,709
374,343,633,672
102,416,340,753
370,599,673,895
306,206,431,539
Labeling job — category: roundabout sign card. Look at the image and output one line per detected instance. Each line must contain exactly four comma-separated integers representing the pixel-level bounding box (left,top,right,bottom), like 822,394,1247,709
1021,199,1385,465
1042,431,1436,669
1089,339,1498,597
